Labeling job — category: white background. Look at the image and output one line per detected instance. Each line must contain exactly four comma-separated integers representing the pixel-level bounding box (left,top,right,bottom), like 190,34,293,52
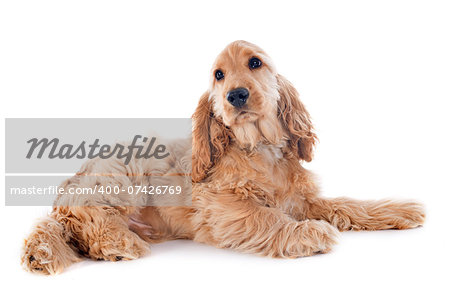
1,0,449,288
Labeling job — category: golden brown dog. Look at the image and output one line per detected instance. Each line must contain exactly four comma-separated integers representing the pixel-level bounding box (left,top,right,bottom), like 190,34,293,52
21,40,425,274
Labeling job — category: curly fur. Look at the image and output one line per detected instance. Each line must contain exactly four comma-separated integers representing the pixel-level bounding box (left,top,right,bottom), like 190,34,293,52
22,40,425,274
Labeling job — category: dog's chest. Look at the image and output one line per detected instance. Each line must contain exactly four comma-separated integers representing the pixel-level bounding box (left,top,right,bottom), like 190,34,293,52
213,142,294,189
237,143,290,185
253,143,284,164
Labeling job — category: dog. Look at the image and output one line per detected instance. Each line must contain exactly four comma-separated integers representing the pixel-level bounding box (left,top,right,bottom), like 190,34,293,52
21,40,425,274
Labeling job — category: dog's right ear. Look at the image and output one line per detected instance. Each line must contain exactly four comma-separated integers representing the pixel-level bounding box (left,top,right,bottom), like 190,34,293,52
192,92,231,182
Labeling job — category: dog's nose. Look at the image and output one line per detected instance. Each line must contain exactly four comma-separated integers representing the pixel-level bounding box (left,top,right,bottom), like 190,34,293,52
226,88,249,108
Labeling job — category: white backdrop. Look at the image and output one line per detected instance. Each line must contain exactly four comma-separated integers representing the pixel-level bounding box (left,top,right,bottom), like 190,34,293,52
1,1,449,288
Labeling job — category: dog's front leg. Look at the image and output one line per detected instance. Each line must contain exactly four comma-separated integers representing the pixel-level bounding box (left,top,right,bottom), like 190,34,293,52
305,197,425,231
192,189,339,258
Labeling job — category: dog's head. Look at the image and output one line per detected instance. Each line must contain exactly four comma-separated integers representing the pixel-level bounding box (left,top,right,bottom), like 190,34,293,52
192,40,317,181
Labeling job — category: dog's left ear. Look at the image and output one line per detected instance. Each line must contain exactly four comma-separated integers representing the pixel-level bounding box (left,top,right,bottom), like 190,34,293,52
277,74,317,162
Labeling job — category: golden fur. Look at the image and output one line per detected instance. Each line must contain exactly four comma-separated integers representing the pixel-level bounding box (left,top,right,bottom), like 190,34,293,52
21,40,425,274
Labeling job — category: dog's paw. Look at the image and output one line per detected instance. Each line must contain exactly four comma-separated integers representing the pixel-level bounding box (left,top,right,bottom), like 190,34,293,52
21,217,80,275
280,220,339,258
392,201,426,230
22,241,58,275
293,220,339,257
87,229,150,262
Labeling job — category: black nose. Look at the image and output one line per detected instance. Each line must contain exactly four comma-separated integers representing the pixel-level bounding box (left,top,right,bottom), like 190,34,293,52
226,88,249,108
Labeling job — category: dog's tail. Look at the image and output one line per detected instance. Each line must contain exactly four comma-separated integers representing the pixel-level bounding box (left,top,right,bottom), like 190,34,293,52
21,213,81,275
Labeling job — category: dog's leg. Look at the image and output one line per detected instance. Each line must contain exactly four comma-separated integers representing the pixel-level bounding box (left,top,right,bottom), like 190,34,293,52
193,189,339,258
22,168,151,274
63,206,150,261
305,197,425,231
22,205,150,274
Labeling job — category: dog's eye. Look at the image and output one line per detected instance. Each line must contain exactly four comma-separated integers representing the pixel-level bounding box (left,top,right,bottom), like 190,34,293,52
215,69,224,81
248,57,262,69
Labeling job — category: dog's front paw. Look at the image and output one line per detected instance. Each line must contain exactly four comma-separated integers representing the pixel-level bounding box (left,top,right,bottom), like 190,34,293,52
301,219,339,255
392,201,426,230
282,220,339,258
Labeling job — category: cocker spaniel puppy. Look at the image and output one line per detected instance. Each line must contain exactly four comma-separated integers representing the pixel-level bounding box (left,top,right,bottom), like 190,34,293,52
22,40,425,274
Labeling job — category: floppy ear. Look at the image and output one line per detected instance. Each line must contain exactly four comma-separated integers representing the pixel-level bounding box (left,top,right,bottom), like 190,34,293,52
277,74,317,162
192,92,231,182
